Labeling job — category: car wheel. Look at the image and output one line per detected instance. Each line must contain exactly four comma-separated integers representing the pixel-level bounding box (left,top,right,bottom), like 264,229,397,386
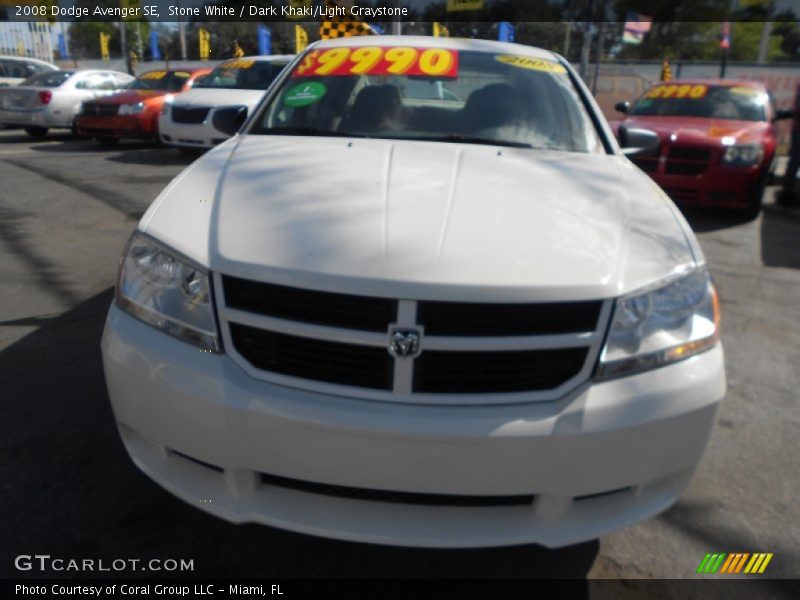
70,121,87,139
95,136,119,146
743,170,768,220
24,126,48,138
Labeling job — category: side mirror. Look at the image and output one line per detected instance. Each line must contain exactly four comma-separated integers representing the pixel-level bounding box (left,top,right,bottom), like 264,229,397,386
212,105,248,136
614,101,630,115
774,109,794,121
618,125,661,157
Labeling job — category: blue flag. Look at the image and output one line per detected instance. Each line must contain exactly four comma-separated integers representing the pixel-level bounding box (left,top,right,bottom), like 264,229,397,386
258,25,272,56
498,22,515,43
150,30,161,60
57,32,68,60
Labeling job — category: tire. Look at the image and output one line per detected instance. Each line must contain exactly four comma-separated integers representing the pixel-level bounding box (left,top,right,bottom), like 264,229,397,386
743,170,768,220
95,136,119,146
70,121,87,139
24,126,48,138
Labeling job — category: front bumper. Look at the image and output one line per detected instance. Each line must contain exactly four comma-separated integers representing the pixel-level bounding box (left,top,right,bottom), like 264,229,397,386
157,112,230,149
102,304,725,548
77,114,156,139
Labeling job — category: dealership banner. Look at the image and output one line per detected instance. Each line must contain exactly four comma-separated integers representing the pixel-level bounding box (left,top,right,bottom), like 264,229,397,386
1,0,788,23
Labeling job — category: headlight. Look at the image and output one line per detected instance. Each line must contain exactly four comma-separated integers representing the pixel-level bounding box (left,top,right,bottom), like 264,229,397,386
722,143,763,167
595,268,719,380
161,96,173,116
118,102,145,116
116,232,221,352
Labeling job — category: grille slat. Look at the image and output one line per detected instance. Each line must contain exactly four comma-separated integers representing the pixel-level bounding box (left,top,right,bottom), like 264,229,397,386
171,106,211,124
418,300,601,336
665,147,711,176
414,348,588,394
223,275,397,332
82,102,118,117
230,324,393,390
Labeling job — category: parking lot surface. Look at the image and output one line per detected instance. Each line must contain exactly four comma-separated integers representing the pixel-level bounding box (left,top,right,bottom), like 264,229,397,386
1,129,798,588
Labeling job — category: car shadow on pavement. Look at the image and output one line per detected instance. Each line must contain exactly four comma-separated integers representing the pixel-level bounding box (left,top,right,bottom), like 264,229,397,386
0,130,75,145
680,207,756,233
1,289,599,583
104,147,198,167
761,204,800,269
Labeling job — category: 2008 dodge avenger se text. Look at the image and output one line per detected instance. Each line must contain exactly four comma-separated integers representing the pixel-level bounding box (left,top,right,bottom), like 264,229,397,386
101,36,726,548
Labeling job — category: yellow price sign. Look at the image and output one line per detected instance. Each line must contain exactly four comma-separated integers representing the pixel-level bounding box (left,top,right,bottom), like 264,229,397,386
293,47,459,78
223,59,255,69
495,55,567,74
645,84,708,99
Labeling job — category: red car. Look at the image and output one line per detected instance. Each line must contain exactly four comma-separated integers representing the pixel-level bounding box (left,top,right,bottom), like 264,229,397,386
615,79,780,214
76,68,211,144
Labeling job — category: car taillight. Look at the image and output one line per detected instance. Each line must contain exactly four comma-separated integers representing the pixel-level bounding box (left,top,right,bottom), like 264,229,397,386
38,90,52,105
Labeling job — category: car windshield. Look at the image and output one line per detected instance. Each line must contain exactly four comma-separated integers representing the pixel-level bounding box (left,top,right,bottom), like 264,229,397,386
20,70,73,88
194,59,288,90
251,47,603,153
631,84,768,122
128,70,191,92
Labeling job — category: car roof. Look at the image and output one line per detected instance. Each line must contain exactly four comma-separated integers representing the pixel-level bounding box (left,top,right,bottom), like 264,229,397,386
651,78,766,89
0,55,57,67
311,35,561,62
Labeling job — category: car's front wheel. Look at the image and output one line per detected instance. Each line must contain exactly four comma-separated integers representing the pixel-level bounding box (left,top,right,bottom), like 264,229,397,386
24,126,48,138
743,169,769,220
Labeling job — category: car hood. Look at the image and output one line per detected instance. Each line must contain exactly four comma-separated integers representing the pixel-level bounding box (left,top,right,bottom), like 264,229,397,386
141,136,700,302
623,115,768,146
169,87,266,109
92,89,164,105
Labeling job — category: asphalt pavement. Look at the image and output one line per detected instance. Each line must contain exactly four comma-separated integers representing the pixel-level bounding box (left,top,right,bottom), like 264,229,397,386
1,129,798,591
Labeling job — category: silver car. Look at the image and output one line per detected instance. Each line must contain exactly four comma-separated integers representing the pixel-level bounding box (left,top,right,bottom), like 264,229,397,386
0,55,57,88
0,69,133,138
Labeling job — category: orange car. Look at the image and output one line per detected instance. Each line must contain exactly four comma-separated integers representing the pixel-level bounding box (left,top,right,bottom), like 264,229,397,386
76,68,211,144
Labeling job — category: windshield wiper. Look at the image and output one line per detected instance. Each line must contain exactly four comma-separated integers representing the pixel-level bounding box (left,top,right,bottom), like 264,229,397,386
261,127,367,138
415,134,534,149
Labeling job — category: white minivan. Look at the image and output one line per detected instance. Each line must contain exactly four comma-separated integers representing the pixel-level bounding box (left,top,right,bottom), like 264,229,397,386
103,37,725,549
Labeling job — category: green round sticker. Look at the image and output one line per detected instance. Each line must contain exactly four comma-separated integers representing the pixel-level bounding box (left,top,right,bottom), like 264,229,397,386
284,82,327,107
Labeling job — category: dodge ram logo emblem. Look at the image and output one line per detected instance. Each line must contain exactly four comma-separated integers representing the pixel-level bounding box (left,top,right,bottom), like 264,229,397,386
388,328,421,358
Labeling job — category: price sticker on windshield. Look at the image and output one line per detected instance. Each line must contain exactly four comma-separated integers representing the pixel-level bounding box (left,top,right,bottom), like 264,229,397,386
645,84,708,99
292,47,459,78
223,59,255,69
140,71,167,80
495,55,567,74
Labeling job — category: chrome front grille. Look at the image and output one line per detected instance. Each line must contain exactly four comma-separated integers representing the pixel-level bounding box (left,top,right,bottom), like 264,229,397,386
217,274,611,405
82,102,118,117
171,106,211,124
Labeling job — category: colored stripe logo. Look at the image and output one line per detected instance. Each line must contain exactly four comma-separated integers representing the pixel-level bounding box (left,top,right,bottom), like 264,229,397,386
697,553,773,574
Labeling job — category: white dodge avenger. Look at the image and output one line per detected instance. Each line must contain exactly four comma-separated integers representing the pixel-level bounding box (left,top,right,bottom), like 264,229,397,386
102,37,726,548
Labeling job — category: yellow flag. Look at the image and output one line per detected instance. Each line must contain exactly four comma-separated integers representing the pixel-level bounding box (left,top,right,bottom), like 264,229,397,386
660,58,672,82
199,28,211,60
433,22,450,38
446,0,483,12
99,33,110,60
295,25,308,53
